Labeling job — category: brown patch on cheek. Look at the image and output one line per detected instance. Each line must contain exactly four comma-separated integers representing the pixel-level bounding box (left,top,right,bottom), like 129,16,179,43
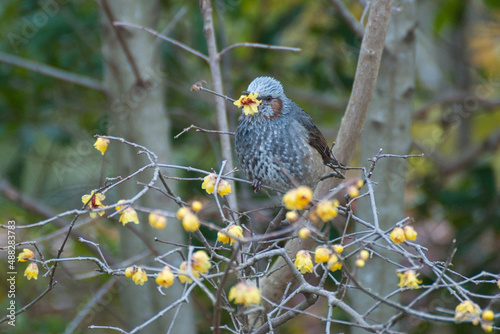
269,98,283,119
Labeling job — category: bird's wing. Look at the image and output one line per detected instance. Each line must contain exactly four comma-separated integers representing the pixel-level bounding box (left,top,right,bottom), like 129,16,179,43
293,104,337,166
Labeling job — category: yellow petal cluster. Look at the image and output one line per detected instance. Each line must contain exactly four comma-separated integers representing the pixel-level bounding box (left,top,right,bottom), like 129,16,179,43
18,249,35,262
454,300,481,323
182,212,200,232
328,254,342,272
93,137,110,155
298,227,311,240
282,186,313,210
149,212,167,229
314,246,331,263
390,227,406,244
285,210,299,222
233,92,262,116
332,244,344,254
315,200,339,222
294,250,313,274
116,201,139,226
218,225,243,246
228,282,261,306
404,226,417,241
81,190,106,218
24,263,39,280
178,261,200,284
191,201,203,212
192,250,211,274
397,270,422,289
132,267,148,286
156,266,174,288
202,174,232,197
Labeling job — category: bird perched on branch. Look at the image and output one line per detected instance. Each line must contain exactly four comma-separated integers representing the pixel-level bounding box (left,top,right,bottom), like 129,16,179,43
234,76,343,192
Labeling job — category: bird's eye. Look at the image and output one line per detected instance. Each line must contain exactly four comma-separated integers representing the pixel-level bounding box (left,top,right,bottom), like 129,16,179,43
265,95,272,102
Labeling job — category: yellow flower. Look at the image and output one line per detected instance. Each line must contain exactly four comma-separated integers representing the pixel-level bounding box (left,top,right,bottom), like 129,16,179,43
182,212,200,232
155,266,174,288
233,92,262,116
228,282,261,306
315,200,339,222
355,259,365,268
202,174,231,196
218,225,243,246
314,246,331,263
347,185,359,198
328,254,342,272
390,227,406,244
454,300,481,323
124,266,136,278
217,180,232,196
359,250,370,261
24,263,38,280
132,267,148,286
397,270,422,289
404,226,417,241
482,309,494,321
355,179,364,189
178,261,199,284
118,207,140,226
298,227,311,240
192,250,211,274
481,324,493,333
282,186,313,210
191,201,203,212
18,249,35,262
286,210,299,222
81,190,106,218
149,212,167,229
294,250,313,274
176,207,188,220
93,137,110,155
332,244,344,254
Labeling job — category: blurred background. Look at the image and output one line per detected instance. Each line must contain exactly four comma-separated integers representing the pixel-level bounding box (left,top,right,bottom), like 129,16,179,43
0,0,499,333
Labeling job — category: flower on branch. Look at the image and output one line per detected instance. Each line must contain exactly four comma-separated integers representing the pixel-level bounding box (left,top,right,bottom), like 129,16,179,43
132,267,148,286
81,190,106,218
191,201,203,212
202,173,232,197
397,270,422,289
18,248,35,262
228,282,261,307
454,300,481,324
404,226,417,241
315,200,339,222
481,309,495,333
332,244,344,254
233,92,262,116
155,266,174,289
298,227,311,240
328,253,342,272
314,246,331,263
116,200,139,226
93,137,110,155
390,227,405,244
218,225,243,246
359,250,370,261
286,210,299,222
124,266,136,278
282,186,313,210
178,261,199,284
24,263,38,280
182,211,200,232
149,212,167,229
294,250,313,274
192,250,211,274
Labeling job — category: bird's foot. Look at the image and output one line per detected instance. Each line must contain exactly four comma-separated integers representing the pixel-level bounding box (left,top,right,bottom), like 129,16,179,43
251,178,262,192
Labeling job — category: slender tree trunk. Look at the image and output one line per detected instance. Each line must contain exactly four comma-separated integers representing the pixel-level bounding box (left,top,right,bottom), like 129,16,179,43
99,1,195,332
350,1,415,332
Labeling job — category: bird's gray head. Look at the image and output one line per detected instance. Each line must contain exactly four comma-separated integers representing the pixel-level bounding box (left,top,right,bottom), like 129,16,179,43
242,76,288,119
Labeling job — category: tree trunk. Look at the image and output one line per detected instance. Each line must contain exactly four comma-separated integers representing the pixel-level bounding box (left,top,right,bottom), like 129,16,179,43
99,1,195,332
350,1,415,332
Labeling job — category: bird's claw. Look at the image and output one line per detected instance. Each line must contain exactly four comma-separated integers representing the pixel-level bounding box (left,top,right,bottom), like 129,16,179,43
251,179,262,192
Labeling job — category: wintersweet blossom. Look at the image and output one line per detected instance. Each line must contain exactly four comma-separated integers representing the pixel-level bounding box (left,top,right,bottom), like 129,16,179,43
178,261,199,284
202,174,232,196
93,137,110,155
332,244,344,254
192,250,211,274
149,212,167,229
182,212,200,232
132,267,148,286
81,190,106,218
298,227,311,240
390,227,406,244
359,250,370,261
397,270,422,289
218,225,243,246
314,246,331,263
233,92,262,116
285,210,299,222
294,250,313,274
24,263,38,280
315,200,339,222
282,186,313,210
155,266,174,288
328,254,342,272
18,249,35,262
228,282,261,306
191,201,203,212
116,201,139,226
404,226,417,241
454,300,481,323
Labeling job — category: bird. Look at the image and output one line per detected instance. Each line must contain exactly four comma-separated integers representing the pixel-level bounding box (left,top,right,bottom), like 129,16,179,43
234,76,342,193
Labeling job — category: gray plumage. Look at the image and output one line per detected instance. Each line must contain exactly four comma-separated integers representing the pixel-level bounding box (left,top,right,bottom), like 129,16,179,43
235,77,339,192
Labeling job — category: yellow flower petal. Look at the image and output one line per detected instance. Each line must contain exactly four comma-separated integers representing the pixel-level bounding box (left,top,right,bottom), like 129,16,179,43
404,226,417,241
192,250,211,274
132,267,148,286
390,227,406,244
93,137,110,155
149,212,167,229
294,250,313,274
156,266,174,288
182,212,200,232
233,93,262,116
18,249,35,262
315,200,338,222
328,254,342,272
283,186,313,210
24,263,38,280
397,270,422,289
314,246,331,263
